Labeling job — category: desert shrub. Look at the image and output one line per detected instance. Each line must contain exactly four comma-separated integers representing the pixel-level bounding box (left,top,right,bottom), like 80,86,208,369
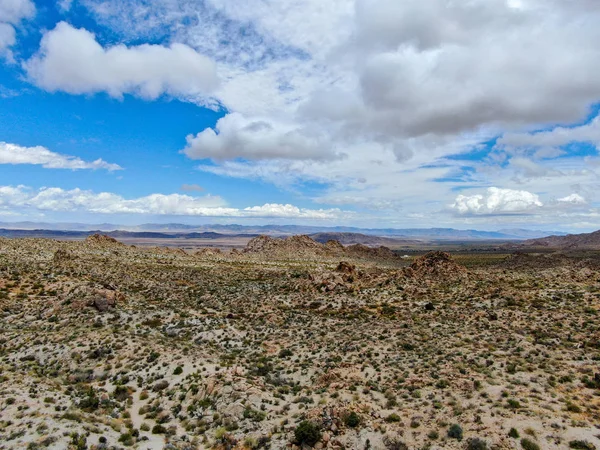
467,438,488,450
173,366,183,375
151,424,166,434
569,441,596,450
118,433,133,446
382,435,408,450
113,385,130,402
385,413,401,423
278,349,293,358
566,402,582,413
448,424,463,440
344,411,360,428
294,421,321,446
69,433,87,450
243,407,266,422
509,428,520,438
78,387,99,411
521,438,541,450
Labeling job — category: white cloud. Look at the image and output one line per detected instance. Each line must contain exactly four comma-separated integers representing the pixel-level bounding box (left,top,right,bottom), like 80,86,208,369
183,113,341,161
25,22,219,101
0,0,35,24
0,142,122,171
498,116,600,154
243,203,342,219
58,0,73,12
0,0,34,59
30,0,600,227
451,187,543,215
0,22,15,56
0,185,346,219
557,193,587,205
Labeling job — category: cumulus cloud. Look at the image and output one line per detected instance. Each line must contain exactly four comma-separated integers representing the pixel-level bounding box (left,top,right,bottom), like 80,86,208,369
32,0,600,225
183,113,341,161
0,0,34,24
25,22,218,101
557,193,587,204
0,0,35,58
243,203,342,219
451,187,543,215
0,185,345,219
0,142,122,171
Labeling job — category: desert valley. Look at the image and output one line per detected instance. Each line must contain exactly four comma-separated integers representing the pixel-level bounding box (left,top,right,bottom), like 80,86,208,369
0,231,599,450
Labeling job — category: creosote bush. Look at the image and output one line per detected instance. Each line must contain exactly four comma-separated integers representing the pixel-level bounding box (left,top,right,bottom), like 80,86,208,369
448,423,463,440
294,421,321,446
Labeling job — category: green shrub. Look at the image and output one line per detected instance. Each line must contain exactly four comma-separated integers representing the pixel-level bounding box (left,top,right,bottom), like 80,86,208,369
344,411,360,428
509,428,520,438
385,413,401,423
467,438,488,450
448,424,463,440
566,402,582,413
173,366,183,375
427,430,439,440
69,433,87,450
521,438,541,450
278,349,293,358
151,424,167,434
294,421,321,446
118,433,134,446
569,441,596,450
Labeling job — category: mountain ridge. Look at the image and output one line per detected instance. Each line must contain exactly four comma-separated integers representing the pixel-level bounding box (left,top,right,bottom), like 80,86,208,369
0,222,566,241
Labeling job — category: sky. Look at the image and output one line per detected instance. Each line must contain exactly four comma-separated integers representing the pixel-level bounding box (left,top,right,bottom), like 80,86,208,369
0,0,599,231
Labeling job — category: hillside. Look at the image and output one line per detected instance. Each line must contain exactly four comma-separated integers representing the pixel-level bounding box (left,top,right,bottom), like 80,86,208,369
309,232,416,246
520,229,600,250
242,235,399,261
0,236,598,449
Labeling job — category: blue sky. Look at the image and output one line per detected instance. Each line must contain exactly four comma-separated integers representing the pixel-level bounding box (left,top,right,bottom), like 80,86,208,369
0,0,599,231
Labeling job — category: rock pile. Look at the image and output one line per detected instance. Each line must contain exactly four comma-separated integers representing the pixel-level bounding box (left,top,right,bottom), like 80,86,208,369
84,234,123,247
409,251,467,280
64,284,124,312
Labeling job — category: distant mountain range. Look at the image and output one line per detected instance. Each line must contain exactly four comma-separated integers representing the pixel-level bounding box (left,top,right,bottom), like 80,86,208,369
0,221,568,241
0,229,256,240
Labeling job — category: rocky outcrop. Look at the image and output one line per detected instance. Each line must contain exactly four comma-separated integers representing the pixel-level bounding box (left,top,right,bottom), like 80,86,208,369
244,235,324,258
84,234,123,247
243,235,398,261
408,251,467,280
64,284,124,312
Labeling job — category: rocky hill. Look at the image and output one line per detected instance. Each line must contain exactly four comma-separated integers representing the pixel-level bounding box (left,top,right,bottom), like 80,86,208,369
408,251,468,280
520,229,600,250
243,235,399,261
